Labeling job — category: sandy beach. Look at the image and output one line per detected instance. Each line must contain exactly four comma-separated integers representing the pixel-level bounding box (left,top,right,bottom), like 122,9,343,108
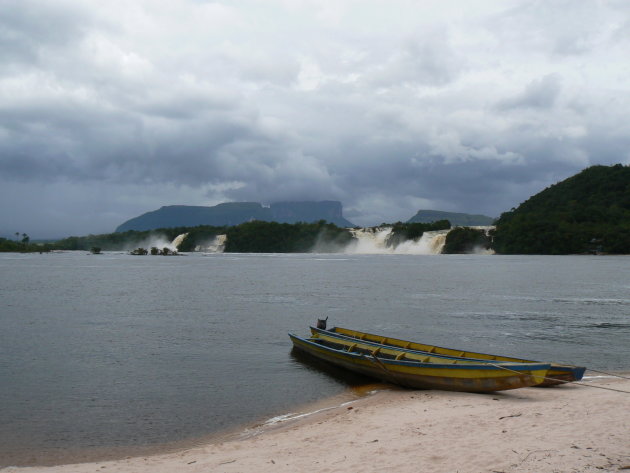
3,376,629,473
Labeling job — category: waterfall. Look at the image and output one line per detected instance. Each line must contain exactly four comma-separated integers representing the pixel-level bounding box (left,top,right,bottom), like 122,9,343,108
345,228,449,255
467,226,496,255
390,229,449,255
346,227,393,253
195,234,227,253
170,233,188,250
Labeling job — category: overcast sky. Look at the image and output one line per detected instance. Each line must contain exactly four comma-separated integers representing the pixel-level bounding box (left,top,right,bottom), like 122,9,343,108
1,0,630,238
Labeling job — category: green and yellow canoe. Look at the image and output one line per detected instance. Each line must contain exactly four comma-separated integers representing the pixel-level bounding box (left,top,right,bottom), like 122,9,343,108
289,333,550,393
310,326,585,386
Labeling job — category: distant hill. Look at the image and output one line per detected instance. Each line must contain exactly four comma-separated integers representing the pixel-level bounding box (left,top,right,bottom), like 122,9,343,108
407,210,495,226
493,164,630,254
115,201,354,232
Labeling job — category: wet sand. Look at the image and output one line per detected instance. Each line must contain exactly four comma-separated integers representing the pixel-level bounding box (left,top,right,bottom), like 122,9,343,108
3,376,630,473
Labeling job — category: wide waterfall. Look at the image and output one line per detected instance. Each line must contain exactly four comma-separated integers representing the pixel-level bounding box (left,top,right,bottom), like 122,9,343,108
346,227,450,255
165,227,494,254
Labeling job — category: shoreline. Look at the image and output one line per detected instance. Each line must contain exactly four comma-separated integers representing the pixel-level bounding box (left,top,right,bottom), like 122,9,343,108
0,382,388,469
3,375,630,473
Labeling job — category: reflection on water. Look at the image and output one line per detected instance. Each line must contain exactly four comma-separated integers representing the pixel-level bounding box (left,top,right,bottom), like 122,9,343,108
289,347,374,387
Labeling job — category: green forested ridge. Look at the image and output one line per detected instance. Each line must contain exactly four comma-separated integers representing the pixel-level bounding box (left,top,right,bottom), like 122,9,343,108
493,164,630,254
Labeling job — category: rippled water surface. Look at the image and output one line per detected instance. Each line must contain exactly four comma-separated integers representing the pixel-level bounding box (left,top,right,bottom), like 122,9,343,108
1,252,628,464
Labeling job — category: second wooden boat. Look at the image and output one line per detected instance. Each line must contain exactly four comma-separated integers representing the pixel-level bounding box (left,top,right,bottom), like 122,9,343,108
311,326,586,386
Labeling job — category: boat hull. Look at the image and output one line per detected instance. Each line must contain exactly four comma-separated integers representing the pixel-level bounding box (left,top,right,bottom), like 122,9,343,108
290,334,549,393
312,326,585,386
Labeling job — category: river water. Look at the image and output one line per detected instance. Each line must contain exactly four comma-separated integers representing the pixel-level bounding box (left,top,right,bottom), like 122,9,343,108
1,252,628,465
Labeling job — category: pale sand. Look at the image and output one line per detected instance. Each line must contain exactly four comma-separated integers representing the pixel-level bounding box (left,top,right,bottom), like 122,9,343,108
3,376,630,473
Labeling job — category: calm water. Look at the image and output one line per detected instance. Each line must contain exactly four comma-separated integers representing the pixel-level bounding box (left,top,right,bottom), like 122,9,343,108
1,252,629,465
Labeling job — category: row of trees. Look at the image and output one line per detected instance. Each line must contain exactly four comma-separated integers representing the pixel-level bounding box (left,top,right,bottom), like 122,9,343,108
3,219,502,255
53,227,190,251
0,233,56,253
1,221,356,254
3,220,458,254
224,220,354,252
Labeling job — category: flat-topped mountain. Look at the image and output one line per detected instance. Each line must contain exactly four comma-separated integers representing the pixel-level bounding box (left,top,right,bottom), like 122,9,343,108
115,201,354,232
407,210,495,226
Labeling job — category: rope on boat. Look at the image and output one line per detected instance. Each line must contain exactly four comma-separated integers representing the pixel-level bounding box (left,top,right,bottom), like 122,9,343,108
480,362,630,394
567,382,630,394
583,368,630,381
364,351,630,394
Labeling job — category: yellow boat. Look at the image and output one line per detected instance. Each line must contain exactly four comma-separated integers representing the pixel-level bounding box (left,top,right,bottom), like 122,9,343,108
289,333,550,393
311,326,586,387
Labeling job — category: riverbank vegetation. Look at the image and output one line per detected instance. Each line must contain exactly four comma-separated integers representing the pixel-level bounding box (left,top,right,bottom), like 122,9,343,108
493,164,630,254
1,221,355,253
0,234,57,253
53,228,191,251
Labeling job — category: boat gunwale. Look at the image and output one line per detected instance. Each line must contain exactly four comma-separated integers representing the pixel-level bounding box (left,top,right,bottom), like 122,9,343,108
290,333,551,373
310,326,535,365
320,326,583,372
328,326,535,362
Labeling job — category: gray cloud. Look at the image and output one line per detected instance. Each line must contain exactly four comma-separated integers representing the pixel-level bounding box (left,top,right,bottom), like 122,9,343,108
1,0,630,238
497,74,561,110
0,0,94,68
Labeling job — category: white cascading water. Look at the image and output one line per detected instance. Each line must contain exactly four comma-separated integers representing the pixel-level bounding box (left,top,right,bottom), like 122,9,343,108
167,227,494,254
346,228,450,255
195,234,227,253
170,233,188,250
346,227,393,254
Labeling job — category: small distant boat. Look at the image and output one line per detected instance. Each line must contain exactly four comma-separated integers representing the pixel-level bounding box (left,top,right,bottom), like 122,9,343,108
311,326,586,387
289,333,550,393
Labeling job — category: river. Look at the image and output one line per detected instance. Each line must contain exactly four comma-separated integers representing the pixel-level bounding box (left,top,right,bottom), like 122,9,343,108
1,251,628,465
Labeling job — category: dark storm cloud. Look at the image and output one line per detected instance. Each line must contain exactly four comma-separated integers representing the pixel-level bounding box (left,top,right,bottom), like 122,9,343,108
1,0,630,237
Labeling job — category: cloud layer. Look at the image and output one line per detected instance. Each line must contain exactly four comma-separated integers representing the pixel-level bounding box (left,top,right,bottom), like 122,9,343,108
1,0,630,237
